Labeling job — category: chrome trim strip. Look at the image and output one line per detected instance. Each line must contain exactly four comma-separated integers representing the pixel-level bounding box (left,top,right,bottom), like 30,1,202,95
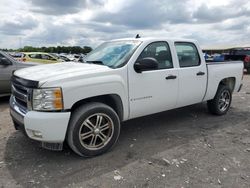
12,82,28,92
12,84,27,103
9,95,27,124
206,61,243,65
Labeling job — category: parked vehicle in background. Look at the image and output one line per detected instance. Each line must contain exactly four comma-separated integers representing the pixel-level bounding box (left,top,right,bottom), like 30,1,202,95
78,54,87,63
9,52,24,61
10,37,243,157
21,52,64,64
65,54,82,61
224,48,250,73
212,54,225,62
49,53,71,62
0,51,39,97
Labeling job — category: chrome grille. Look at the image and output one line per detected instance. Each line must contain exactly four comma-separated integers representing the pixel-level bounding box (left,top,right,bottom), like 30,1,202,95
12,82,29,109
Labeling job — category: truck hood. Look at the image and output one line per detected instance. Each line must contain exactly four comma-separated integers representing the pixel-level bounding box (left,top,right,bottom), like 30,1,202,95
14,62,111,85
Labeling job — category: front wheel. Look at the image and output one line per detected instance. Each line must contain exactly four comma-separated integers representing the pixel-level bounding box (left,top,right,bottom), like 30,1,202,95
67,102,120,157
207,85,232,115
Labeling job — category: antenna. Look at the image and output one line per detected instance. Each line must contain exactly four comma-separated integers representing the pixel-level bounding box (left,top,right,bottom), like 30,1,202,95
135,34,141,39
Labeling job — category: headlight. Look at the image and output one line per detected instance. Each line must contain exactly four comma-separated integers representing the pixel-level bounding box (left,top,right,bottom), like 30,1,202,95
32,88,63,111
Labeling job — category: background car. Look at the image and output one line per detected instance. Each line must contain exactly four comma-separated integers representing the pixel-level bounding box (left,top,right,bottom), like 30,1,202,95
51,53,71,62
21,52,64,64
0,51,40,97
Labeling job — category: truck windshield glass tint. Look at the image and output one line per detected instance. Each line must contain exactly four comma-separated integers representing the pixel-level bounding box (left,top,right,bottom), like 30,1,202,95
85,40,142,68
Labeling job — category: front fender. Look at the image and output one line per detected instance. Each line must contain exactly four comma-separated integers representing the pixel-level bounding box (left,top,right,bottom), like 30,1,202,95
61,75,129,120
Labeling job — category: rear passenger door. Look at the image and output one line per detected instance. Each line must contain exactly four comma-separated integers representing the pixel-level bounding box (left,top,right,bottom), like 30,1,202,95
174,42,207,107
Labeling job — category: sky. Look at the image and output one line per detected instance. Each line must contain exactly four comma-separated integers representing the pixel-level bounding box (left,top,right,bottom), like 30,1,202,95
0,0,250,49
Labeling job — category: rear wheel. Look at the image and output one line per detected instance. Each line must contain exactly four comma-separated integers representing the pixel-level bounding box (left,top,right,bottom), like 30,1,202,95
207,85,232,115
67,102,120,157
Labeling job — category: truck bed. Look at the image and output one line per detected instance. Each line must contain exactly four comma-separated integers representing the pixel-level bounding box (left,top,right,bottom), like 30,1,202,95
203,60,243,101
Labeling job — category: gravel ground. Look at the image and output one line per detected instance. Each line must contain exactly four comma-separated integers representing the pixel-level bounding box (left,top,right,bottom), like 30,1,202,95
0,75,249,188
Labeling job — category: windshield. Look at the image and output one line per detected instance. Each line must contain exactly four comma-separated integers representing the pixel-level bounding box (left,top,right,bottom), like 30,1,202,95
85,40,141,68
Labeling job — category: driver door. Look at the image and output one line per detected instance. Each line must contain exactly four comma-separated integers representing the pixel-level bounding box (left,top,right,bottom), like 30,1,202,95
128,41,179,119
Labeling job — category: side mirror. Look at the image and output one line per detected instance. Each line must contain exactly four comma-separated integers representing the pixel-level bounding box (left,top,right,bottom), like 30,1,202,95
0,57,12,66
134,57,158,73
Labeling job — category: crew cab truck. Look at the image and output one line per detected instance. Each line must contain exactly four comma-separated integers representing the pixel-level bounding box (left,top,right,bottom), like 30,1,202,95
10,38,243,157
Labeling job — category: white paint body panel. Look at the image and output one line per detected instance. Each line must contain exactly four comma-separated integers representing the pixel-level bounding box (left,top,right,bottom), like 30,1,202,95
14,37,244,143
204,62,243,101
127,39,179,118
24,111,71,142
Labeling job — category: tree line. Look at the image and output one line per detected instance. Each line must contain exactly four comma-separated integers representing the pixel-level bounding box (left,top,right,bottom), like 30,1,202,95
0,46,93,54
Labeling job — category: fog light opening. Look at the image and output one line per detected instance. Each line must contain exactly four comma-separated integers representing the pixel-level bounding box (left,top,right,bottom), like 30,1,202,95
32,130,43,138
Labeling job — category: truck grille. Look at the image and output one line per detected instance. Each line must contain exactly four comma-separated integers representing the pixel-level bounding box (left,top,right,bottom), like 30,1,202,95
11,82,29,110
11,75,39,112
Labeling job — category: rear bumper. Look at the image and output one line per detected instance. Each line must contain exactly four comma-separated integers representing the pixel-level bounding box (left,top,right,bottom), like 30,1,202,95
10,95,71,143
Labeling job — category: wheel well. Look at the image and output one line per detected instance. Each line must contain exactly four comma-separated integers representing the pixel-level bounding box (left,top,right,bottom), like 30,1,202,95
218,77,236,91
70,94,124,121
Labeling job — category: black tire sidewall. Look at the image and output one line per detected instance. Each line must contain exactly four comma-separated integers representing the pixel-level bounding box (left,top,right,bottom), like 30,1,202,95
69,103,120,157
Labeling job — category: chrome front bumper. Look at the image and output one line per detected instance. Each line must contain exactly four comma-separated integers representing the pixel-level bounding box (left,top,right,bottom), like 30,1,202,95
9,95,27,129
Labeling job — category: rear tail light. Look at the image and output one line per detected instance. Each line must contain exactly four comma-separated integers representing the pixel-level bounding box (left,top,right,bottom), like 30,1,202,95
244,55,250,63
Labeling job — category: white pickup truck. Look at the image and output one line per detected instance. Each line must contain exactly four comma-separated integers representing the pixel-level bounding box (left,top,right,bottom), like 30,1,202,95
10,38,243,157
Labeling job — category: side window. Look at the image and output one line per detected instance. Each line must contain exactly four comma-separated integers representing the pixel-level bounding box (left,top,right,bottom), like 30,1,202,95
138,42,173,69
41,54,53,60
29,54,41,59
175,42,200,67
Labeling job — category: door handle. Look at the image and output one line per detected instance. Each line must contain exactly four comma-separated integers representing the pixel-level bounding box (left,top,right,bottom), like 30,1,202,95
165,75,177,80
196,71,205,76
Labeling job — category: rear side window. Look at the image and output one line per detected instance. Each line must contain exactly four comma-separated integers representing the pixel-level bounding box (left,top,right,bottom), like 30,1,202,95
29,54,41,59
41,54,55,60
175,42,200,67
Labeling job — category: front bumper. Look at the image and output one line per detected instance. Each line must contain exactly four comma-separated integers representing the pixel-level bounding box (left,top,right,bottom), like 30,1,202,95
10,95,71,143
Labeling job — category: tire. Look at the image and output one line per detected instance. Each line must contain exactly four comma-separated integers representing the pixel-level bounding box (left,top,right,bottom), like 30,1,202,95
67,102,120,157
207,85,232,115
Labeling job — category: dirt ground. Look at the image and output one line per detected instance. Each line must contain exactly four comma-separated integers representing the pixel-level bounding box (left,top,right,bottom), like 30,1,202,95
0,75,250,188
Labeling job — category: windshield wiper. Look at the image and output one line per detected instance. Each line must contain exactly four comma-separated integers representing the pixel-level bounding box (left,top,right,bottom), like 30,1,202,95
86,61,104,65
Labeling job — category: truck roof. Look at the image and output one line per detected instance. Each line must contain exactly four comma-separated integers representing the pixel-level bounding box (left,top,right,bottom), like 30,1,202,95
110,37,198,43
